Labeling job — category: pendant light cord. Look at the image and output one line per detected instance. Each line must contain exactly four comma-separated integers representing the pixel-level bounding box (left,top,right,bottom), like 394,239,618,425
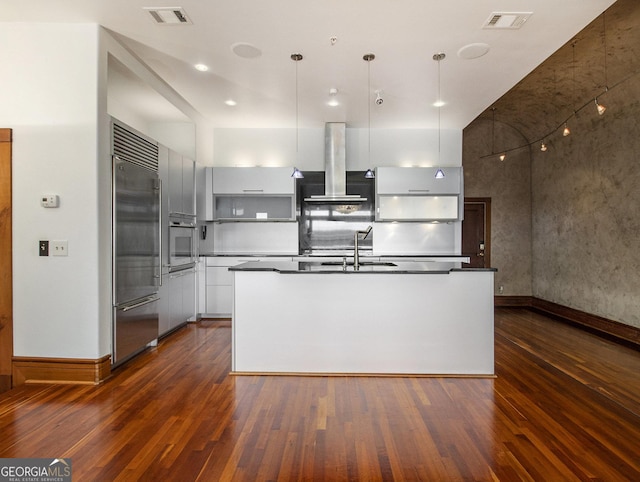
296,58,299,154
603,12,608,90
432,53,445,163
437,57,441,163
362,54,375,166
291,53,303,156
368,57,371,165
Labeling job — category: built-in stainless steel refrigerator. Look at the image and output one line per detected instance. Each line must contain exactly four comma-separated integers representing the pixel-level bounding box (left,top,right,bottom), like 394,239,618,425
112,145,161,366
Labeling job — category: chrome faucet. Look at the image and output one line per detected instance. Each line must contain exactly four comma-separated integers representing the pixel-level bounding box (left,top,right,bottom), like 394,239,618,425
354,225,373,270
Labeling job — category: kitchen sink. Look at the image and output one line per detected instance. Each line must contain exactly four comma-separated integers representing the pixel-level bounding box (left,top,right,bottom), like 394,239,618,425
320,261,397,267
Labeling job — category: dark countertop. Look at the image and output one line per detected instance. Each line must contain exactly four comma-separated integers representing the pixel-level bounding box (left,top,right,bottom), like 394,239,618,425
229,260,496,274
200,253,471,259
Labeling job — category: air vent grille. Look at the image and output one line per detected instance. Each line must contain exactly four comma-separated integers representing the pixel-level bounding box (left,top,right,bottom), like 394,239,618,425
145,7,192,25
483,12,532,29
112,123,159,172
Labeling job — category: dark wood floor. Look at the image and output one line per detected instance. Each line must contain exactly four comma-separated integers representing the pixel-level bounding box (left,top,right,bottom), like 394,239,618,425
1,308,639,481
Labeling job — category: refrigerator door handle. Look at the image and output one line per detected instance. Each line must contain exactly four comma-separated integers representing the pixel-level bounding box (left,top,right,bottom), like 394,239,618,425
158,178,163,287
121,296,159,312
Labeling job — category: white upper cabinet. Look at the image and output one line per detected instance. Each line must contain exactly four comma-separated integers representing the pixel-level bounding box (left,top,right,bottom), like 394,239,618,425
209,167,296,221
168,149,195,217
376,167,462,195
211,167,294,195
375,167,463,221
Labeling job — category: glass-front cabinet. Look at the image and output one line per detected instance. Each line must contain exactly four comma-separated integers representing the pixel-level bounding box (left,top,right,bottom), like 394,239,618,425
375,167,463,222
377,195,459,221
209,167,296,221
213,195,295,221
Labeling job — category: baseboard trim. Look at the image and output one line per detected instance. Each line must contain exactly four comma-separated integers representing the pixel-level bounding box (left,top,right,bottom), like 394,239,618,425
0,374,11,394
495,296,640,349
495,296,533,307
530,298,640,348
12,355,111,386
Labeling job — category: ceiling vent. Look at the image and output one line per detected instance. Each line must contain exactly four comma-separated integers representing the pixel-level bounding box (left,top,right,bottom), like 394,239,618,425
144,7,192,25
483,12,532,30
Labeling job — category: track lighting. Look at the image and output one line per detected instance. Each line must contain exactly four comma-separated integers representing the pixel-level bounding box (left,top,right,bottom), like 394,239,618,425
540,142,548,152
563,123,571,137
595,98,606,115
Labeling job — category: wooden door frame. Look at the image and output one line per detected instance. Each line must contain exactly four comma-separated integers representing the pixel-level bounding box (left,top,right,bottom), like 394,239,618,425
463,197,491,268
0,129,12,393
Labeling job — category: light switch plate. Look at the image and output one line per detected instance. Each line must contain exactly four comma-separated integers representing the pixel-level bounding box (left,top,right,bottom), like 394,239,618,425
50,240,68,256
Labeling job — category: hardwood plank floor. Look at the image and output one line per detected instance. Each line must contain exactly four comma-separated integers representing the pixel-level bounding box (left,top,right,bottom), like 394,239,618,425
1,309,639,481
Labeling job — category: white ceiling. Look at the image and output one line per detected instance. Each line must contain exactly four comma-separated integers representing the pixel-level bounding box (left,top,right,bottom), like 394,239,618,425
3,0,616,130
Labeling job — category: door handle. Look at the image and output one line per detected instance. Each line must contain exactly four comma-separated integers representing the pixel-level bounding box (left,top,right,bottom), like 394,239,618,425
476,252,485,257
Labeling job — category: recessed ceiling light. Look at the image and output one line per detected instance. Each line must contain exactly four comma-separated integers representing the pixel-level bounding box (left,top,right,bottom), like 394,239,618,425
194,63,209,72
433,100,445,107
328,99,339,107
225,99,237,106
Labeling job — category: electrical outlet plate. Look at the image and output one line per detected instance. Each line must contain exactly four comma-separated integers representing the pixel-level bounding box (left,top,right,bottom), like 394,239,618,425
50,240,68,256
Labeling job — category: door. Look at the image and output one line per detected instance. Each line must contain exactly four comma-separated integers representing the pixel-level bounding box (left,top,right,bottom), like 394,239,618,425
462,198,491,268
0,129,12,392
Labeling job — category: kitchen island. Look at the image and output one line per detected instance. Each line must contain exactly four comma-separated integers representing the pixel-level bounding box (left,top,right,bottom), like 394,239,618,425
229,260,496,376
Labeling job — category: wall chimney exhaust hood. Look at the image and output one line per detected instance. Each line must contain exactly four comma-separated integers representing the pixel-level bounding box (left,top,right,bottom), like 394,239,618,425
304,122,367,203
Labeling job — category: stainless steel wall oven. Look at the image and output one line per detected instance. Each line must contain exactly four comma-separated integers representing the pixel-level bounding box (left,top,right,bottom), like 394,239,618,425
168,218,196,270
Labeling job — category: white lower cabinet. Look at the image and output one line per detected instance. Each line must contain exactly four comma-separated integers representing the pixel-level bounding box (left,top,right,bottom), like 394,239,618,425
205,257,251,317
158,267,195,336
204,257,290,317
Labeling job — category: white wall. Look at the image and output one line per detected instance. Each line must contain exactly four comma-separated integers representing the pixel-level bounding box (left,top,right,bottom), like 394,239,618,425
212,127,462,169
1,24,208,362
1,23,104,358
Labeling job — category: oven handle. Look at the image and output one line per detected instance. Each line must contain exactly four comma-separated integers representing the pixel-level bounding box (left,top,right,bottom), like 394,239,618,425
170,221,196,228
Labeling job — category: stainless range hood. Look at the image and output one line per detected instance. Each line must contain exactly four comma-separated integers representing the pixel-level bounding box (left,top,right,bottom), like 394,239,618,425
304,122,367,202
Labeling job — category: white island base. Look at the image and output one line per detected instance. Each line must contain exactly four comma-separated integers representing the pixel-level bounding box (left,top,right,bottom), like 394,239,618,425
231,266,495,376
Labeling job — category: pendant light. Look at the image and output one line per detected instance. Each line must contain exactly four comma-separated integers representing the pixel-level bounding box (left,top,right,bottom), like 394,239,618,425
363,53,375,178
595,12,608,116
564,43,576,138
290,53,304,178
433,53,446,176
490,107,503,161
